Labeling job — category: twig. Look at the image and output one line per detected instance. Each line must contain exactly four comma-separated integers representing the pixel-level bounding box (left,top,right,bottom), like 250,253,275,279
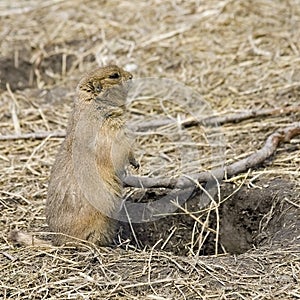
0,0,66,17
284,197,300,209
0,131,66,141
123,122,300,189
116,278,177,291
132,106,300,132
0,106,298,140
172,201,217,234
140,25,192,48
7,83,21,135
3,122,298,190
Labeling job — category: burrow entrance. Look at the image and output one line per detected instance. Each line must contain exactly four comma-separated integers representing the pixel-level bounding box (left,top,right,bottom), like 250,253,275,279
118,179,299,255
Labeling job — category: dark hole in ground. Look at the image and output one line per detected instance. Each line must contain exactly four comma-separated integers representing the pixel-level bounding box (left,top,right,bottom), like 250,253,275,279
0,57,33,91
0,54,76,91
118,179,298,255
0,47,94,92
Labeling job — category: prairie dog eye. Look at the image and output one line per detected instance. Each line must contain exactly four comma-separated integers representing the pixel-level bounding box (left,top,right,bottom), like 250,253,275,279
109,72,120,79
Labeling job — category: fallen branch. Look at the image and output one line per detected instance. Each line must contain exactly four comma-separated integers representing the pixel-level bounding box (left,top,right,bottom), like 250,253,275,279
0,106,299,140
0,131,66,141
132,106,300,131
123,122,300,189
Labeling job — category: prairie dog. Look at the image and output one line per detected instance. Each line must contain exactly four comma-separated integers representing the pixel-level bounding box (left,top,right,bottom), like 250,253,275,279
45,65,135,246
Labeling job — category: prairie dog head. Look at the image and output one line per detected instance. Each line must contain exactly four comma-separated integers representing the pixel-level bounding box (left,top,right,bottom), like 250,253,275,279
77,65,133,106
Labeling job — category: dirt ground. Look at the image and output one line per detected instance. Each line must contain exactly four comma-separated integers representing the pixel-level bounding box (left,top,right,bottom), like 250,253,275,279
0,0,299,299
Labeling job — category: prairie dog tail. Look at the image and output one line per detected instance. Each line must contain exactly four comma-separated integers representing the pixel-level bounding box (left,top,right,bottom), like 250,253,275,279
9,230,51,247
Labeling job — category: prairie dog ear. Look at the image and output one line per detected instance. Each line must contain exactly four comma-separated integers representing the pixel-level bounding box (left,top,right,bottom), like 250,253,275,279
92,81,102,93
78,80,101,94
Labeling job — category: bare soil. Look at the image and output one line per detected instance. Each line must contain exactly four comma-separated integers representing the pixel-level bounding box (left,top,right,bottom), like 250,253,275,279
120,179,299,256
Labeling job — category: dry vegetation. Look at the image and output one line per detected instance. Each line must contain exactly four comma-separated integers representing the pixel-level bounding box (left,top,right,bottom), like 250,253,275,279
0,0,299,299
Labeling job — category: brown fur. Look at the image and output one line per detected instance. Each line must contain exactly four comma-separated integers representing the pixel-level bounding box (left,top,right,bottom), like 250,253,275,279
44,65,134,246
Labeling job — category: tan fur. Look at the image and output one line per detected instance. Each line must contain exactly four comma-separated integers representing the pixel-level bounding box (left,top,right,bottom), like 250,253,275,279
44,65,134,246
9,230,50,247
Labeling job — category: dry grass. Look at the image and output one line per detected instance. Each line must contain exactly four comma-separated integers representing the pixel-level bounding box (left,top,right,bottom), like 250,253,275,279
0,0,299,299
1,244,299,299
